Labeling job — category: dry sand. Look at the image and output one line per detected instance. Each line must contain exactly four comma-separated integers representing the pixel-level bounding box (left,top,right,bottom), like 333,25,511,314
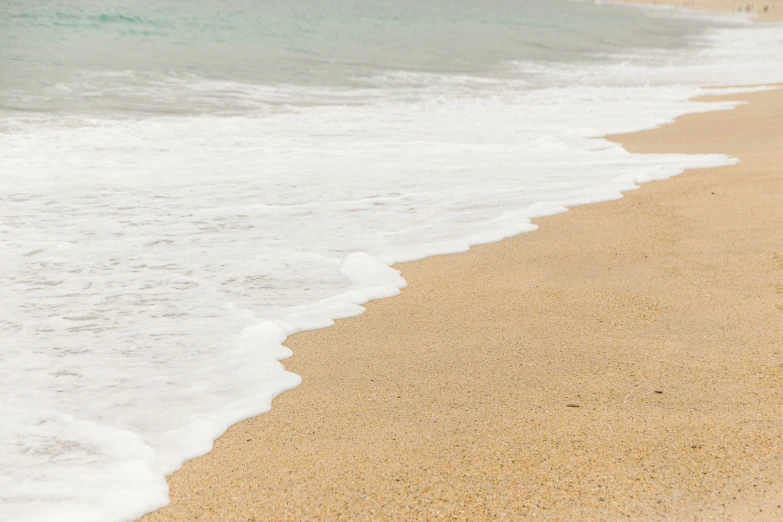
140,87,783,521
615,0,783,20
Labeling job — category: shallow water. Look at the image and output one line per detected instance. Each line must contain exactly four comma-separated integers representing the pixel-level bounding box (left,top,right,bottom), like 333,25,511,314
1,1,782,521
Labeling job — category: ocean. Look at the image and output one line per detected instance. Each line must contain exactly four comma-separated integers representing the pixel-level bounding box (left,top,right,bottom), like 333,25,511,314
1,1,782,520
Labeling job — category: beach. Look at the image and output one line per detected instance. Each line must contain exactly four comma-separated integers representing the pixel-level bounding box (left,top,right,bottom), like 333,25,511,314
138,76,783,521
615,0,783,20
7,0,783,517
2,0,783,516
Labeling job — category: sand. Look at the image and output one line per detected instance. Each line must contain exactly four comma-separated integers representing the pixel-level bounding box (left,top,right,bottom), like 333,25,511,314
138,82,783,520
614,0,783,20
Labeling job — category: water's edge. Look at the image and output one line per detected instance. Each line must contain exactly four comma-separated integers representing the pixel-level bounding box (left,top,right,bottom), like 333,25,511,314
143,84,769,520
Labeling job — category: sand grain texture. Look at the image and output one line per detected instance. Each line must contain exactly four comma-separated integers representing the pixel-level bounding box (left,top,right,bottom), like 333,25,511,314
141,88,783,521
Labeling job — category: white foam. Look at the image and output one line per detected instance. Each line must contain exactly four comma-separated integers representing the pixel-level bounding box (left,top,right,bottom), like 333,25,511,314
1,12,782,522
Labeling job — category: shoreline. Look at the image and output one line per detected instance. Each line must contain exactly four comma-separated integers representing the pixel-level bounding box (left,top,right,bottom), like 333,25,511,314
139,84,783,519
611,0,783,20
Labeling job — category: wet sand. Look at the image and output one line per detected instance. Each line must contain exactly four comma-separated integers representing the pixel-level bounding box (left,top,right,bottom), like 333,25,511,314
615,0,783,20
140,87,783,520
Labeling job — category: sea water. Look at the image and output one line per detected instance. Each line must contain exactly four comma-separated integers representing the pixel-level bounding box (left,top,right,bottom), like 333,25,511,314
1,1,782,520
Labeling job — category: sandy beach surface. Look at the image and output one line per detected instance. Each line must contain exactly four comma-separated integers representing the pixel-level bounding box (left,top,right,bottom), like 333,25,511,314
139,81,783,520
614,0,783,20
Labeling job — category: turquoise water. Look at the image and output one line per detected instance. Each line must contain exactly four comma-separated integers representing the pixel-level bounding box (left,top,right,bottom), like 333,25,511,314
1,0,713,115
